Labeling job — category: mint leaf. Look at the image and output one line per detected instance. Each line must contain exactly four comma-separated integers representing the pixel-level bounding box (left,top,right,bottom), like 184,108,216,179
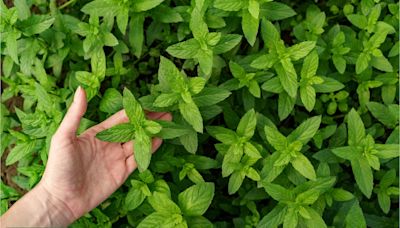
236,109,256,139
179,101,203,133
347,109,365,146
351,157,373,198
287,116,321,144
178,182,215,216
96,123,135,142
290,153,316,180
99,88,123,114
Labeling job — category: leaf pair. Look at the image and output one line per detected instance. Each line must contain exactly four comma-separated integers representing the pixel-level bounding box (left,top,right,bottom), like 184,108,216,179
258,177,336,228
261,116,321,182
207,109,261,194
96,88,161,172
252,20,316,99
167,2,242,75
331,109,399,198
138,182,215,228
154,57,205,133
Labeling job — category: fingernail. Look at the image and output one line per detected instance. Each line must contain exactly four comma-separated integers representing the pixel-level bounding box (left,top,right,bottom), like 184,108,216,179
74,86,82,102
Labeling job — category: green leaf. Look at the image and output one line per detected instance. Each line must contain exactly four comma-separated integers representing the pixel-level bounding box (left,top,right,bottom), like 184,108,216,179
206,126,237,145
214,0,245,11
257,204,287,228
129,14,145,58
260,19,280,49
236,109,256,139
137,212,171,228
288,41,316,61
96,123,135,142
193,87,231,107
91,48,106,78
374,144,400,159
345,200,366,228
125,185,146,211
283,207,298,228
261,2,296,21
133,0,165,12
228,171,245,194
264,126,287,151
300,85,316,112
332,146,362,161
6,141,36,166
366,102,398,128
331,189,354,201
229,61,246,79
154,93,180,107
371,56,393,72
179,101,203,133
244,142,262,159
213,34,242,54
313,77,344,93
178,182,215,216
332,55,346,74
301,50,318,79
378,191,390,214
99,88,123,114
197,49,213,75
116,9,129,34
155,121,192,139
134,128,152,172
356,52,370,74
167,39,200,59
275,60,297,98
148,191,181,214
242,10,259,46
290,153,316,180
186,216,213,228
347,109,365,146
278,92,296,121
351,157,373,198
346,14,368,29
123,88,145,126
81,0,120,16
287,116,321,145
18,15,55,36
261,182,293,201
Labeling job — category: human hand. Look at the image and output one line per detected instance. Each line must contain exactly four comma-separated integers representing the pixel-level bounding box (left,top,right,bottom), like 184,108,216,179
0,87,171,227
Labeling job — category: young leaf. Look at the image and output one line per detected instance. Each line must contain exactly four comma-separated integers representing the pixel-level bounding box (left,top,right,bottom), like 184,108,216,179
290,153,316,180
236,109,256,139
351,157,373,198
347,109,365,146
178,182,215,216
287,116,321,144
134,128,152,172
179,101,203,133
96,123,135,142
123,88,145,126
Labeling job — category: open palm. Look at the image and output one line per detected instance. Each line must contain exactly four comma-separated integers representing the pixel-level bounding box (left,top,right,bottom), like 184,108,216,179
40,87,171,220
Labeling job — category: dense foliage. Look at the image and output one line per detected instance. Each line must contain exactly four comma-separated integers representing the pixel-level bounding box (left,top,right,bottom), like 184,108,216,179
1,0,399,227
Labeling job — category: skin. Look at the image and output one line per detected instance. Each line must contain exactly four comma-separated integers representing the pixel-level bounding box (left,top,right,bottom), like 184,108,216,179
0,87,172,227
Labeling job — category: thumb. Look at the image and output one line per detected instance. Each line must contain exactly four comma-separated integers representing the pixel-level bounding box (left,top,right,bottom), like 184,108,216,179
56,86,87,137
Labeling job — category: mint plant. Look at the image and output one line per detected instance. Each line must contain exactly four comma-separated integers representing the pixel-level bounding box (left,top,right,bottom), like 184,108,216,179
96,88,161,172
332,109,399,198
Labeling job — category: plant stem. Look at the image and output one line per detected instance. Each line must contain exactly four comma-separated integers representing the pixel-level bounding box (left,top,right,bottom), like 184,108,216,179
59,0,77,10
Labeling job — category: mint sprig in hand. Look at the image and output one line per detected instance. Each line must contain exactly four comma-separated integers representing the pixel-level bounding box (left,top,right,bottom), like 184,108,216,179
96,88,162,172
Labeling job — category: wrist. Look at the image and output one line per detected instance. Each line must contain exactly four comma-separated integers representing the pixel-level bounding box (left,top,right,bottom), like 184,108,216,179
0,182,76,227
32,182,76,226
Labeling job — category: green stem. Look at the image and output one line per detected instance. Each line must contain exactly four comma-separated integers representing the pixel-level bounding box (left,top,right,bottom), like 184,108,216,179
59,0,77,10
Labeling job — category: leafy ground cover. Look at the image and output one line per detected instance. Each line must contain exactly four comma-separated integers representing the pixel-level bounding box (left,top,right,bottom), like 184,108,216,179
1,0,399,227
